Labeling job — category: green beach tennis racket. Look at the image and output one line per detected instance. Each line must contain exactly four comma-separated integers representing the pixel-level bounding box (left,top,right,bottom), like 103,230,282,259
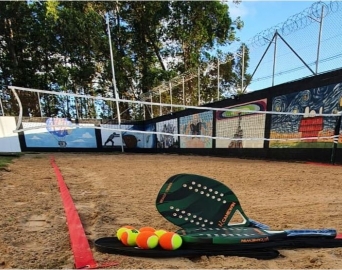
155,173,337,242
156,173,250,229
176,226,288,245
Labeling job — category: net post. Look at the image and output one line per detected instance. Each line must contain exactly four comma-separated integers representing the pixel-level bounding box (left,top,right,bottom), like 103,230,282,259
330,112,342,165
106,14,124,153
0,94,4,116
8,86,23,131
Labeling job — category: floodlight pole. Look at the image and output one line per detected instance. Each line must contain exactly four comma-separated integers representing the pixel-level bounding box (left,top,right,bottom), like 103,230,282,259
241,45,245,92
106,14,124,153
182,76,185,106
217,58,220,101
169,81,173,113
150,94,153,118
272,32,278,87
315,5,324,74
159,89,162,116
198,67,201,105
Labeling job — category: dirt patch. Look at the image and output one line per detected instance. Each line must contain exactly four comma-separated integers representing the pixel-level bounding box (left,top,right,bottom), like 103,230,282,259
0,153,342,268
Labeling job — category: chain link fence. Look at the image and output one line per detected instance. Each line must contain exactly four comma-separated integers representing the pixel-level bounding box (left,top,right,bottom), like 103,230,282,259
245,0,342,91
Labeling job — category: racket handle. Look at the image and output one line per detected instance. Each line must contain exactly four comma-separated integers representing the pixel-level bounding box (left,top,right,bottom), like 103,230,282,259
285,229,337,237
248,219,270,230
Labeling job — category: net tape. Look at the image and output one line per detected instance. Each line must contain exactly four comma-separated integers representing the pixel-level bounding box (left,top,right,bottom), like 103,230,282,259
8,86,341,117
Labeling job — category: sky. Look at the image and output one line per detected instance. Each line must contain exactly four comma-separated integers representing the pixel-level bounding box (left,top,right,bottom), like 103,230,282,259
227,1,316,44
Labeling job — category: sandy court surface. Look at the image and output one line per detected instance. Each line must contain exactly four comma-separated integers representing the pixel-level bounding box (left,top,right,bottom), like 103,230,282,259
1,153,342,269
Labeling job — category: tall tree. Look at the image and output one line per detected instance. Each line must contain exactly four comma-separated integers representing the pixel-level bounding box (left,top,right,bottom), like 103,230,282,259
164,1,244,106
0,1,249,120
0,2,43,116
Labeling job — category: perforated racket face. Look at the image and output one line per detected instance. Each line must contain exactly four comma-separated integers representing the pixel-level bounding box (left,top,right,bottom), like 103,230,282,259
176,227,288,245
156,174,250,229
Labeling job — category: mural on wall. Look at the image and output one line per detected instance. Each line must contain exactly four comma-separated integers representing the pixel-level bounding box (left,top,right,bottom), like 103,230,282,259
23,118,97,148
100,123,156,148
216,99,267,148
270,82,342,148
179,111,213,148
156,119,179,148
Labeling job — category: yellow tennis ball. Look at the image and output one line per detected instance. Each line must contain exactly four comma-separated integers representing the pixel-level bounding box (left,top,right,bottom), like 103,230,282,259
154,229,167,238
121,229,140,246
136,231,159,249
159,232,183,250
116,225,135,240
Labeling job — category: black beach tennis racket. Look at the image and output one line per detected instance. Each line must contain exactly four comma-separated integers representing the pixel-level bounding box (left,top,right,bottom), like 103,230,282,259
156,173,250,229
93,237,280,260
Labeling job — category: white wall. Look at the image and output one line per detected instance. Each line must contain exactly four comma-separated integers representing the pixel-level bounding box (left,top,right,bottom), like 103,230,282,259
0,117,21,152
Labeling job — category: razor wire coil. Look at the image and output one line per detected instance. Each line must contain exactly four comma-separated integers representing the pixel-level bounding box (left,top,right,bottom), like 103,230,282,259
247,1,341,48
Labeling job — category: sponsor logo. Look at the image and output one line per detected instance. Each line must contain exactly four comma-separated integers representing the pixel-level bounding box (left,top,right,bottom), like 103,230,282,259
218,202,236,227
240,237,269,243
158,182,173,203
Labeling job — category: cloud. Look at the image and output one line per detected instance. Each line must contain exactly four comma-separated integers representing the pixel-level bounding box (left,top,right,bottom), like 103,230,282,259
82,132,93,139
30,135,41,140
72,139,85,143
227,2,250,19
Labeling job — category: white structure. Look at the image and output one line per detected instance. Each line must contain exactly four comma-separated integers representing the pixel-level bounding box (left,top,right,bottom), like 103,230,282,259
0,117,21,152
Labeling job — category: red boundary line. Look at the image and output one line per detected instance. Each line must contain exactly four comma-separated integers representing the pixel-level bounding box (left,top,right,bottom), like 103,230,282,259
50,156,118,269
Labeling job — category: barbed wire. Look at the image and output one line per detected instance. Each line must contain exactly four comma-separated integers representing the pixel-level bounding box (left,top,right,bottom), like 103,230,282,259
246,0,341,48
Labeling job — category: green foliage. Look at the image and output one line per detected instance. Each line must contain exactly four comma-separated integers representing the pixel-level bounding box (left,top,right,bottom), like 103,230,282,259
46,0,59,21
0,0,250,120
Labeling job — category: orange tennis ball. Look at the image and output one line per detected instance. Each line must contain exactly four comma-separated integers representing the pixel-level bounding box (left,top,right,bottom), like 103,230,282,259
136,231,159,249
116,225,135,240
139,226,156,232
121,229,139,246
159,232,183,250
154,229,167,238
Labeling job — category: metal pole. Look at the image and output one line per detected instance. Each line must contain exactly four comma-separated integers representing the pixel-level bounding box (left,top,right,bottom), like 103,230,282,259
150,94,153,118
331,112,342,165
217,58,220,101
0,91,5,116
272,32,278,87
143,104,145,120
316,5,324,74
0,95,4,116
241,45,245,93
198,67,200,105
37,92,43,117
244,32,277,92
169,81,173,113
182,76,185,106
74,89,80,120
106,14,124,153
159,90,162,116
